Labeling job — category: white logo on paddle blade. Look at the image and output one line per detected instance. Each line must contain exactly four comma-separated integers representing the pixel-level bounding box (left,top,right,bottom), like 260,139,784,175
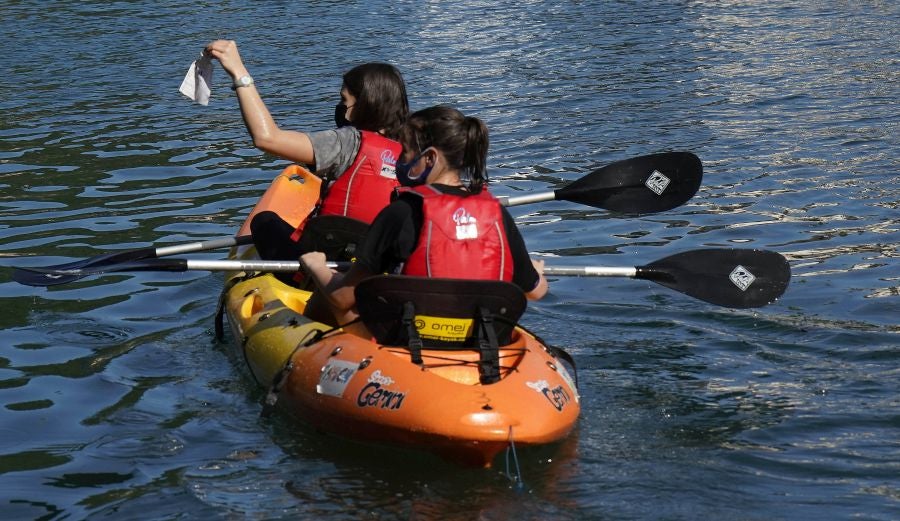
645,170,670,195
729,265,756,291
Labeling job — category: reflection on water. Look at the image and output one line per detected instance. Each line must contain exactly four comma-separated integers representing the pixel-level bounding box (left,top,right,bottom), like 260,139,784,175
1,0,898,519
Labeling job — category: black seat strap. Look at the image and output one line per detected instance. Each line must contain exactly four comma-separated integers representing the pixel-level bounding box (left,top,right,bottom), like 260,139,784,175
401,301,424,365
477,307,501,384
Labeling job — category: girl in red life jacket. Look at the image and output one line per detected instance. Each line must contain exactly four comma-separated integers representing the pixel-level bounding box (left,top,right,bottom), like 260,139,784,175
301,106,549,331
204,40,408,265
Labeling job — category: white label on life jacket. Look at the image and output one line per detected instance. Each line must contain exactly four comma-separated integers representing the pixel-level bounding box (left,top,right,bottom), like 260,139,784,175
452,207,478,239
380,149,397,179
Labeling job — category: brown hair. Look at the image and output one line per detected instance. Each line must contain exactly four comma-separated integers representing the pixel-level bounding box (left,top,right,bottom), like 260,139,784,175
399,106,489,192
342,63,409,139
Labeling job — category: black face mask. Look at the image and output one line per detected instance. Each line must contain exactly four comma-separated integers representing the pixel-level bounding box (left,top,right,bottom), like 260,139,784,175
334,103,351,128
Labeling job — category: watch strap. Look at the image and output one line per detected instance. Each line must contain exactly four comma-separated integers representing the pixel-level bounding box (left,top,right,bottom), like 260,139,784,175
231,75,255,90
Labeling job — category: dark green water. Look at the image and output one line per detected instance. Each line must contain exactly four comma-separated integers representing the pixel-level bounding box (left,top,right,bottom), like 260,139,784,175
1,2,897,519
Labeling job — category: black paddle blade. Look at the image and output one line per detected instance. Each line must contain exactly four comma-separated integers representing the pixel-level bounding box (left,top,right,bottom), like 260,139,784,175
19,248,157,274
12,267,88,287
554,152,702,214
12,258,189,287
11,236,254,287
12,235,254,280
11,247,184,286
638,248,791,308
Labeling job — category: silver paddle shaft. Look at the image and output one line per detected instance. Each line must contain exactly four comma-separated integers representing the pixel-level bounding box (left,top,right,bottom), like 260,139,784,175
155,236,244,257
187,260,636,277
184,259,342,272
543,266,637,277
497,192,556,207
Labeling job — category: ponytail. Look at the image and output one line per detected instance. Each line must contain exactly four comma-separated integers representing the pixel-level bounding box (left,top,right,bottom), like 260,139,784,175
403,106,490,192
462,116,489,192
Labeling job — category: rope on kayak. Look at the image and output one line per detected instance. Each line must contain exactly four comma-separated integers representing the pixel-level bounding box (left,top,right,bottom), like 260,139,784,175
260,325,334,417
515,323,579,391
379,347,526,372
504,426,525,490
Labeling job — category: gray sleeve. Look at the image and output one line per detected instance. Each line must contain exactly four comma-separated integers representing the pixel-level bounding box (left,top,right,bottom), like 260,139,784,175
308,126,361,181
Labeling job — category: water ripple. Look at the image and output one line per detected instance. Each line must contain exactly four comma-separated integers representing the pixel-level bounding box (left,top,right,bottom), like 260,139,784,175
1,1,898,519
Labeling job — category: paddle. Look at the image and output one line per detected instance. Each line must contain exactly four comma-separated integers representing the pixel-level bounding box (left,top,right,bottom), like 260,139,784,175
13,249,790,309
12,258,352,287
11,152,699,282
543,248,790,308
11,235,256,286
498,151,702,214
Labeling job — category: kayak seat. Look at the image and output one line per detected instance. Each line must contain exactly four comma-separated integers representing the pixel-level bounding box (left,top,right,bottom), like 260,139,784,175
292,215,370,290
297,215,370,262
354,275,527,384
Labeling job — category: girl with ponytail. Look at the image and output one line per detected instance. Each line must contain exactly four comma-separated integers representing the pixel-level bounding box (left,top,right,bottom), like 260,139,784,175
301,106,548,329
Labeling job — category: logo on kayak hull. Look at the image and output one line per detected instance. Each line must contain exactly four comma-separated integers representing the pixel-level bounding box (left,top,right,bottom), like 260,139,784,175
357,370,406,411
317,359,358,397
526,379,572,412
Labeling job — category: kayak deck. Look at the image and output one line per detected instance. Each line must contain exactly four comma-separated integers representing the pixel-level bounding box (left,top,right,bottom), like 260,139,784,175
223,266,580,467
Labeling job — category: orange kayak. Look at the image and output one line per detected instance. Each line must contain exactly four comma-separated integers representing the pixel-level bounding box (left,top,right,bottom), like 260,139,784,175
222,166,580,467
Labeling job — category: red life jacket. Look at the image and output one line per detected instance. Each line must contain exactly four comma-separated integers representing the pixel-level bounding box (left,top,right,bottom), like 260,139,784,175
289,130,401,242
400,185,514,281
318,130,401,223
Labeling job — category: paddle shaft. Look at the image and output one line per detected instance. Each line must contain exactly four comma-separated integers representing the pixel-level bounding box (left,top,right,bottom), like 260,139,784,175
174,261,642,276
155,235,252,257
95,260,671,286
543,266,637,277
185,259,342,272
498,192,556,207
96,259,643,276
61,258,348,273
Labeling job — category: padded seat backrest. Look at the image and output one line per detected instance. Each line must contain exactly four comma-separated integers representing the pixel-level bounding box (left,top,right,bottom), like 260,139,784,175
298,215,370,262
355,275,526,347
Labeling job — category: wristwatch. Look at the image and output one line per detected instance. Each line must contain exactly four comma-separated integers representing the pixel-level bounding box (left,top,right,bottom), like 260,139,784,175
232,75,254,90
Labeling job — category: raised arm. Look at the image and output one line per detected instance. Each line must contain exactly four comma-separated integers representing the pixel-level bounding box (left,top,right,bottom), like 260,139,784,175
205,40,315,165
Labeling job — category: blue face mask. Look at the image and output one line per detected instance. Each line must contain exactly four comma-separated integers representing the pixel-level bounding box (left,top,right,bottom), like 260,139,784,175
395,150,433,187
